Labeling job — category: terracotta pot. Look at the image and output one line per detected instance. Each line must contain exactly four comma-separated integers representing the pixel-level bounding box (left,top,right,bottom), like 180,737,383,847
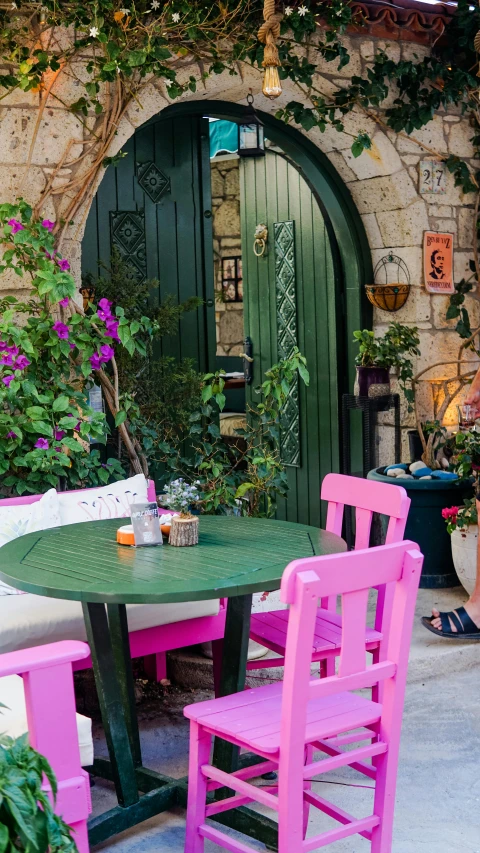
354,366,390,398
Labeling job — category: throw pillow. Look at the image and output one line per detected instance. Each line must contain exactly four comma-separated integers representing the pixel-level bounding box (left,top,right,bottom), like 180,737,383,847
0,489,61,596
57,473,150,526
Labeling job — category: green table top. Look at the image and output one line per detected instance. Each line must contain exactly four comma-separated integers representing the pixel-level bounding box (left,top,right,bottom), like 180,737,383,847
0,516,346,604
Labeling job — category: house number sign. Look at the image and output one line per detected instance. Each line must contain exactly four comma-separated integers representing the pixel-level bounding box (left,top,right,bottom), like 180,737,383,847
419,160,446,195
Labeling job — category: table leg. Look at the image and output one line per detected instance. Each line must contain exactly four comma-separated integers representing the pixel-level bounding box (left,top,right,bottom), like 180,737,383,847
107,603,142,767
212,593,252,773
82,602,139,807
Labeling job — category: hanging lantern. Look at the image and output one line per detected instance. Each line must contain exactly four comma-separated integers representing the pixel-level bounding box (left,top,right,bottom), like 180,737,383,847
238,94,265,158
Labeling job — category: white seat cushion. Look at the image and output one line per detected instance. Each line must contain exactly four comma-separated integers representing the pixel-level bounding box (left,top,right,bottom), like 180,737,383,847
0,594,220,654
57,474,150,526
0,674,93,767
0,490,61,596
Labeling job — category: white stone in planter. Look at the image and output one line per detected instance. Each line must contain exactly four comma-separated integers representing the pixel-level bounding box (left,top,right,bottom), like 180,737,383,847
451,526,478,596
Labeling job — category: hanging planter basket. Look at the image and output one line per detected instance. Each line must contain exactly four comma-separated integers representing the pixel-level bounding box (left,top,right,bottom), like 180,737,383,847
365,254,411,312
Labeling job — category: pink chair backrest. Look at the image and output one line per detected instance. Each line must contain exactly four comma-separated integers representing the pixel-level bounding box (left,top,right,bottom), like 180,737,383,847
0,479,157,507
278,541,423,759
321,473,411,549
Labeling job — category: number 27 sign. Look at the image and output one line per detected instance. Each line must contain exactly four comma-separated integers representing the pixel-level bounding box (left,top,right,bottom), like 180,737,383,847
419,160,446,195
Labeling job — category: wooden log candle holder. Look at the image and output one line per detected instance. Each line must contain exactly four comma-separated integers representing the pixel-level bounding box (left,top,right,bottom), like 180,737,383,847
169,514,199,547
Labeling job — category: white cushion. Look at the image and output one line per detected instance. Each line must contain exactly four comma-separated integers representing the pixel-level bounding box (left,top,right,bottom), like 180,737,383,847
57,474,149,526
0,490,61,596
0,594,220,654
0,674,93,767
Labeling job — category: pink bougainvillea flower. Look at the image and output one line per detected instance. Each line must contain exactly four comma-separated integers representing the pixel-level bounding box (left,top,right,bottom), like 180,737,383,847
52,321,69,340
2,375,14,387
34,438,49,450
13,355,30,370
0,341,8,351
42,219,55,231
1,353,14,367
97,298,113,321
74,422,81,432
58,297,69,307
69,342,75,350
44,250,54,260
54,429,66,441
104,317,120,341
5,345,18,356
7,218,24,234
100,343,115,362
57,258,70,272
90,352,102,370
6,430,17,439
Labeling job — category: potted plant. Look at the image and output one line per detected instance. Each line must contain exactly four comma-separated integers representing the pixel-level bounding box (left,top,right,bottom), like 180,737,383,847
161,478,201,546
353,322,420,399
442,498,478,595
0,730,77,853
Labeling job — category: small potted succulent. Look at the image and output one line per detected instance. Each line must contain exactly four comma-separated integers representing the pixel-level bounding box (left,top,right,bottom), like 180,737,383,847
353,322,420,399
161,478,201,546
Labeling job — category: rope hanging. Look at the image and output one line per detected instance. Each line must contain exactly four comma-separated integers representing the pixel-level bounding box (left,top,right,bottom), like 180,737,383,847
258,0,283,70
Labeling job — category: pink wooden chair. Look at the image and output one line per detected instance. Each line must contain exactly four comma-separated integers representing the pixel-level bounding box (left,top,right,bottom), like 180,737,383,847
184,540,423,853
0,482,226,686
0,640,92,853
248,474,411,677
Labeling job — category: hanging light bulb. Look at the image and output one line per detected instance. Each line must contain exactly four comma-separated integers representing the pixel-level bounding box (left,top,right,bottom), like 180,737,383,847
258,0,283,100
263,63,282,99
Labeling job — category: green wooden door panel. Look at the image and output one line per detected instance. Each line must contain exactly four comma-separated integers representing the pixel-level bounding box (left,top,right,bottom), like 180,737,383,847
82,115,215,373
0,517,346,604
240,151,339,528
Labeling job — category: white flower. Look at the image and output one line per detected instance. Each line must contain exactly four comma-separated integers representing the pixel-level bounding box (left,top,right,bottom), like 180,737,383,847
11,2,17,8
298,4,308,15
284,6,293,15
120,8,130,14
172,11,180,22
150,0,160,8
89,25,100,37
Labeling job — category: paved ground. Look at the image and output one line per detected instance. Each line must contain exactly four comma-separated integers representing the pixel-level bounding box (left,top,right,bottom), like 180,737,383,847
90,586,480,853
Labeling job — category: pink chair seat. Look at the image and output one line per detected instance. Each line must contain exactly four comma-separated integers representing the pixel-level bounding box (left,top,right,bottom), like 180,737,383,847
185,681,381,755
250,608,382,659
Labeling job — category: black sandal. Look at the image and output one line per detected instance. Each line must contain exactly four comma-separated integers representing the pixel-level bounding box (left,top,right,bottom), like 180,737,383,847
421,606,480,639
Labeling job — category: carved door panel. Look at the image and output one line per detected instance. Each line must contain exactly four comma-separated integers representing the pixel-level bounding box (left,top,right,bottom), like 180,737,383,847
240,151,339,527
82,114,215,372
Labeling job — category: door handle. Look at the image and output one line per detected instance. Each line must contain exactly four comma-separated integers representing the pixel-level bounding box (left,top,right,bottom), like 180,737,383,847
242,337,254,385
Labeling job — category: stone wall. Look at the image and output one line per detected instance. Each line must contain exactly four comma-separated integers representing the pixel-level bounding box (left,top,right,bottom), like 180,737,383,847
211,156,244,357
0,25,477,464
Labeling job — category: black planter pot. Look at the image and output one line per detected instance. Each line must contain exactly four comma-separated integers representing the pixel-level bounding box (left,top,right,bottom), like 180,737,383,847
368,466,471,589
354,366,390,398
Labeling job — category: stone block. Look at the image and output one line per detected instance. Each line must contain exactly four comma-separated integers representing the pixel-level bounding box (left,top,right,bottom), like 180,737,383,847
415,329,478,381
359,40,375,60
371,245,422,286
224,166,239,196
313,36,363,78
395,115,446,155
326,150,357,183
218,309,244,345
458,207,475,249
348,170,417,214
125,81,170,129
376,200,429,247
433,291,480,331
376,40,401,63
342,131,402,180
428,205,452,218
401,155,421,166
213,200,240,237
439,170,471,207
210,166,224,199
429,218,457,235
448,121,475,159
454,251,474,281
401,43,430,62
361,213,383,249
0,107,83,166
0,164,46,204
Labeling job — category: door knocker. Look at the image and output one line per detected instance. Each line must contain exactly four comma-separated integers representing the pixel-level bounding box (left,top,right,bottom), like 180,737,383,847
253,224,268,257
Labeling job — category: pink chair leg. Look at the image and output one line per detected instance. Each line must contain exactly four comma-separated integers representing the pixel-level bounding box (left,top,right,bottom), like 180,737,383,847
185,723,212,853
70,819,90,853
303,745,313,838
144,651,167,682
320,657,335,679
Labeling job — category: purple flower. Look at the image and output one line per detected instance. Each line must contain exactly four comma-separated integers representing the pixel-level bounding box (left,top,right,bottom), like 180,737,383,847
69,342,75,350
52,321,69,340
2,375,14,387
42,219,55,231
54,429,66,441
97,298,113,322
44,250,54,260
7,218,24,235
5,345,18,356
1,353,14,367
6,430,17,438
0,341,8,351
104,317,120,341
57,258,70,272
13,355,30,370
90,352,102,370
34,438,49,450
100,343,115,362
74,422,81,432
58,297,69,307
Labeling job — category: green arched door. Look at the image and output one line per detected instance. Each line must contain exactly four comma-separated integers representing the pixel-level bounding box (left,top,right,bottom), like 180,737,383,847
240,151,339,527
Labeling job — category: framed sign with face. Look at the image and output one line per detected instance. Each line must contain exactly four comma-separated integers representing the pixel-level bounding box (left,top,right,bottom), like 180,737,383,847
423,232,454,294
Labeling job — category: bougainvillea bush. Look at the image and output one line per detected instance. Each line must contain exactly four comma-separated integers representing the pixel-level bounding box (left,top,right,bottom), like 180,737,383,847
0,200,154,495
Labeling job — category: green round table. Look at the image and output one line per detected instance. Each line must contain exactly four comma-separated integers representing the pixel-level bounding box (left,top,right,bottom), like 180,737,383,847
0,516,345,848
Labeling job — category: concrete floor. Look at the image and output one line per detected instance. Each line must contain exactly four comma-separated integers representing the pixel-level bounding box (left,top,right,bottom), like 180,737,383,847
91,587,480,853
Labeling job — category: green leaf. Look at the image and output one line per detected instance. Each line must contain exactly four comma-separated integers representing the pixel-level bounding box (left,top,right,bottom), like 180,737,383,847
128,50,147,67
52,395,69,412
235,482,255,498
30,421,53,437
25,406,47,420
115,410,127,427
